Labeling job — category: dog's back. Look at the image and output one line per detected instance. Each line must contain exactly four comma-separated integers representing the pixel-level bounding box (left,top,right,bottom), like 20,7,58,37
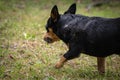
58,13,120,57
82,17,120,57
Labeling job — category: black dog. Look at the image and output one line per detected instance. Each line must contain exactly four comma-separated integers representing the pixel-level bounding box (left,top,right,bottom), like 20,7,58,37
44,3,120,73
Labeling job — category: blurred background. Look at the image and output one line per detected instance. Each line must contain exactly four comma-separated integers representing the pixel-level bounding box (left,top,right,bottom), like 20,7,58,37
0,0,120,80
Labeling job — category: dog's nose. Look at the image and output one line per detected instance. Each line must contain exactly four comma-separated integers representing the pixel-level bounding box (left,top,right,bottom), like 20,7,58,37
44,37,53,43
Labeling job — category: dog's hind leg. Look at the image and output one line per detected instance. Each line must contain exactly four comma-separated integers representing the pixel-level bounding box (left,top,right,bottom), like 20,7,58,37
97,57,105,74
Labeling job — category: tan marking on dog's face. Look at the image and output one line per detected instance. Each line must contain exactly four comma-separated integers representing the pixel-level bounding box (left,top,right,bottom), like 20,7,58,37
44,28,60,43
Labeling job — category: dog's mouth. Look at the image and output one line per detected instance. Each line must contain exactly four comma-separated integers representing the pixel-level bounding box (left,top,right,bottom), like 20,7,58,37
44,37,54,43
44,30,60,43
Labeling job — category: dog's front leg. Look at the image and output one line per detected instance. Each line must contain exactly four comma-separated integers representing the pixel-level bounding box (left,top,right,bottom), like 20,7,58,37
55,56,67,69
55,44,81,69
55,43,70,68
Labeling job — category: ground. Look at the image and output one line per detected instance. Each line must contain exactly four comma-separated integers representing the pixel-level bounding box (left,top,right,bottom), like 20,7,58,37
0,0,120,80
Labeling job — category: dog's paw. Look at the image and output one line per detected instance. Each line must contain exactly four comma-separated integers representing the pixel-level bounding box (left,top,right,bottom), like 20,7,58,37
55,56,67,69
55,62,63,69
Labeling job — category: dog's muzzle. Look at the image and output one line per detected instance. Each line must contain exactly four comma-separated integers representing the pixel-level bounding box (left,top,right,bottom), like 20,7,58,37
44,37,53,43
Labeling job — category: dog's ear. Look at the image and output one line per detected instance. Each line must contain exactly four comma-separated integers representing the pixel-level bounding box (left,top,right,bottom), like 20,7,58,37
64,3,76,14
51,5,60,22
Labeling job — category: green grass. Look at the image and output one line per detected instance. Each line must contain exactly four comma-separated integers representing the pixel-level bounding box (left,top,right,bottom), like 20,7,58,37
0,0,120,80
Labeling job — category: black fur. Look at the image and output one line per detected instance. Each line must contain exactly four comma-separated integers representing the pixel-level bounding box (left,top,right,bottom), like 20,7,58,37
45,3,120,60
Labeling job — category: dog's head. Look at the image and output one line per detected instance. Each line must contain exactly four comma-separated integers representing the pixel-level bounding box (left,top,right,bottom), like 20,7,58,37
44,3,76,43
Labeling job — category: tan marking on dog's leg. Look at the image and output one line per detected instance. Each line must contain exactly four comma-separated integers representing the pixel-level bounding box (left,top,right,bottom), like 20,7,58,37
55,56,67,69
97,57,105,74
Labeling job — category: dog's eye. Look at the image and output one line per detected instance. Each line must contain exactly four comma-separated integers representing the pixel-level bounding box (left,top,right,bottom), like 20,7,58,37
47,28,49,32
45,18,54,32
45,25,49,32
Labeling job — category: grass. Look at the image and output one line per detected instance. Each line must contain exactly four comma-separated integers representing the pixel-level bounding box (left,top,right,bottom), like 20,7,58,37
0,0,120,80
